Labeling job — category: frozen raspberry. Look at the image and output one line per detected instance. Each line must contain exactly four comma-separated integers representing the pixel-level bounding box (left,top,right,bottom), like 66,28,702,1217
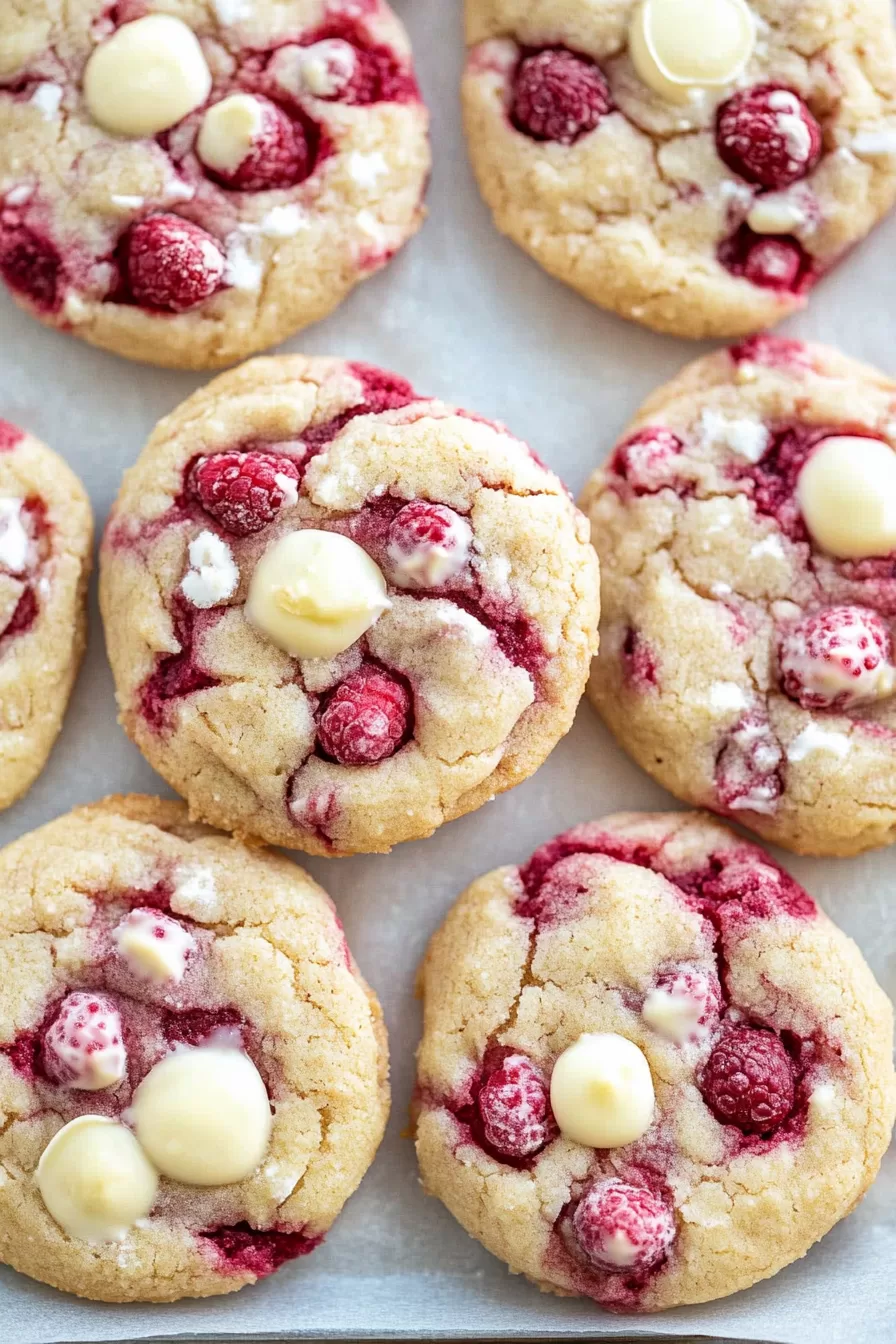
477,1053,553,1158
43,992,127,1092
700,1026,795,1132
715,710,783,817
779,606,895,711
318,665,411,766
512,48,612,146
573,1181,675,1273
642,967,721,1044
124,214,226,313
189,452,300,536
386,501,473,588
743,237,804,291
610,429,685,494
716,86,822,189
0,222,65,312
197,96,312,191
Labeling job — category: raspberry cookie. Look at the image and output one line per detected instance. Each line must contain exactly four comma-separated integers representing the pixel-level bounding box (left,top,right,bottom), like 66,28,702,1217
0,3,429,369
99,355,600,856
581,338,896,856
463,0,896,338
415,811,895,1312
0,794,389,1303
0,419,92,811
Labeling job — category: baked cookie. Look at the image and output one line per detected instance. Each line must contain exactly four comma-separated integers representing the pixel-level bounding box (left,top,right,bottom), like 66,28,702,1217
0,794,389,1303
415,811,895,1312
0,3,429,369
462,0,896,339
581,338,896,857
99,355,600,856
0,418,92,811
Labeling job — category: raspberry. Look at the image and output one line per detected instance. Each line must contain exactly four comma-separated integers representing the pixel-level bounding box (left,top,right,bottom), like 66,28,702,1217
189,451,300,536
1,586,37,640
477,1053,553,1158
124,214,226,313
43,992,127,1092
573,1181,675,1273
511,48,612,145
610,429,684,494
0,419,24,452
699,1026,795,1132
0,221,65,313
642,967,721,1044
386,501,472,588
743,237,804,291
779,605,895,710
716,86,822,189
317,665,411,766
715,710,783,817
197,95,312,191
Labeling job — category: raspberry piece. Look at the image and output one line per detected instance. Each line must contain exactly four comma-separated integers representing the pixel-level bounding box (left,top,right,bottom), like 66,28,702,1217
642,967,721,1044
715,710,783,816
512,48,612,146
1,586,37,639
573,1181,675,1273
716,86,822,189
124,214,226,313
43,992,127,1092
743,237,804,290
610,428,684,494
189,451,300,536
197,95,312,191
477,1053,553,1159
700,1026,795,1132
318,665,411,766
0,222,65,313
779,605,895,710
386,501,473,588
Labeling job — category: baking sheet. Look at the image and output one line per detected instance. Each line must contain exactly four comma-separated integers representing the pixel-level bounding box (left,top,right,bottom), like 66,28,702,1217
2,1,896,1340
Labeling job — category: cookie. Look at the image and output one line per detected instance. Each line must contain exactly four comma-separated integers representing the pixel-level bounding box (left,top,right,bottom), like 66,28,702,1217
0,418,92,811
99,355,600,856
581,337,896,856
0,794,389,1303
415,811,895,1312
462,0,896,339
0,3,429,370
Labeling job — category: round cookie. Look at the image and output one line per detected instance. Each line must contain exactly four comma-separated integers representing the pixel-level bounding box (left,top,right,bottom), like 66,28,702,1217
415,811,896,1312
462,0,896,339
0,794,389,1303
0,2,429,369
0,418,92,811
99,355,600,856
581,338,896,857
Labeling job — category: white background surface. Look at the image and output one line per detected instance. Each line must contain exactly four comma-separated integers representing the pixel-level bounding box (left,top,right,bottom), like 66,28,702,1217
1,2,895,1341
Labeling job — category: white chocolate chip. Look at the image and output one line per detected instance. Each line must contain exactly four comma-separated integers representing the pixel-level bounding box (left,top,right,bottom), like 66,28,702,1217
172,864,220,919
180,530,239,609
213,0,251,22
809,1082,837,1115
110,194,144,211
699,409,769,463
299,39,357,97
29,82,63,120
747,193,807,235
224,233,263,291
850,128,896,160
260,204,309,237
709,681,748,711
642,989,702,1043
113,909,196,984
549,1033,655,1148
37,1117,158,1243
787,724,852,763
197,94,264,174
348,151,389,189
629,0,755,104
5,184,34,206
750,534,785,559
797,436,896,558
84,15,212,138
0,499,29,575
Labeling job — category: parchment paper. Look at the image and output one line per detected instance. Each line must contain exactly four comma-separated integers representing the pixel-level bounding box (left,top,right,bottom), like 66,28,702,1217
1,2,895,1340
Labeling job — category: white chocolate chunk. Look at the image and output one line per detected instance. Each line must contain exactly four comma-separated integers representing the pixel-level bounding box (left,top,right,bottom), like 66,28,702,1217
850,129,896,160
172,864,220,919
709,681,748,712
37,1117,158,1243
549,1033,655,1148
83,16,212,138
132,1046,272,1186
699,409,769,463
113,909,196,984
224,234,263,291
181,530,239,609
0,498,29,574
787,724,852,763
642,988,702,1043
747,193,807,235
30,82,63,120
247,529,390,659
797,436,896,559
629,0,754,104
197,94,264,174
300,39,357,97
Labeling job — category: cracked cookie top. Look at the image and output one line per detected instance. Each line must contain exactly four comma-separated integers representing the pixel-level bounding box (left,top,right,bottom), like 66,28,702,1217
0,795,388,1303
415,811,895,1313
0,1,429,369
99,355,600,856
462,0,896,339
0,419,92,812
581,339,896,857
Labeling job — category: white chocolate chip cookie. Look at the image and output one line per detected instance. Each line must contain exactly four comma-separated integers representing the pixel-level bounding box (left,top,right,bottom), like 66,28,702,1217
99,355,600,857
415,811,895,1311
0,795,389,1302
581,337,896,857
463,0,896,338
0,418,92,811
0,2,429,369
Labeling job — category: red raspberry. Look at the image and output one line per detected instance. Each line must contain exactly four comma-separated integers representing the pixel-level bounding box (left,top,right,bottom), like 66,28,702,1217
743,237,804,290
197,95,312,191
318,665,411,766
1,586,37,640
43,992,127,1092
716,86,822,189
573,1181,675,1273
477,1053,553,1159
386,501,472,588
124,214,226,313
779,605,895,710
0,419,24,452
189,452,300,536
699,1026,795,1132
512,48,612,146
0,221,65,313
610,428,684,494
